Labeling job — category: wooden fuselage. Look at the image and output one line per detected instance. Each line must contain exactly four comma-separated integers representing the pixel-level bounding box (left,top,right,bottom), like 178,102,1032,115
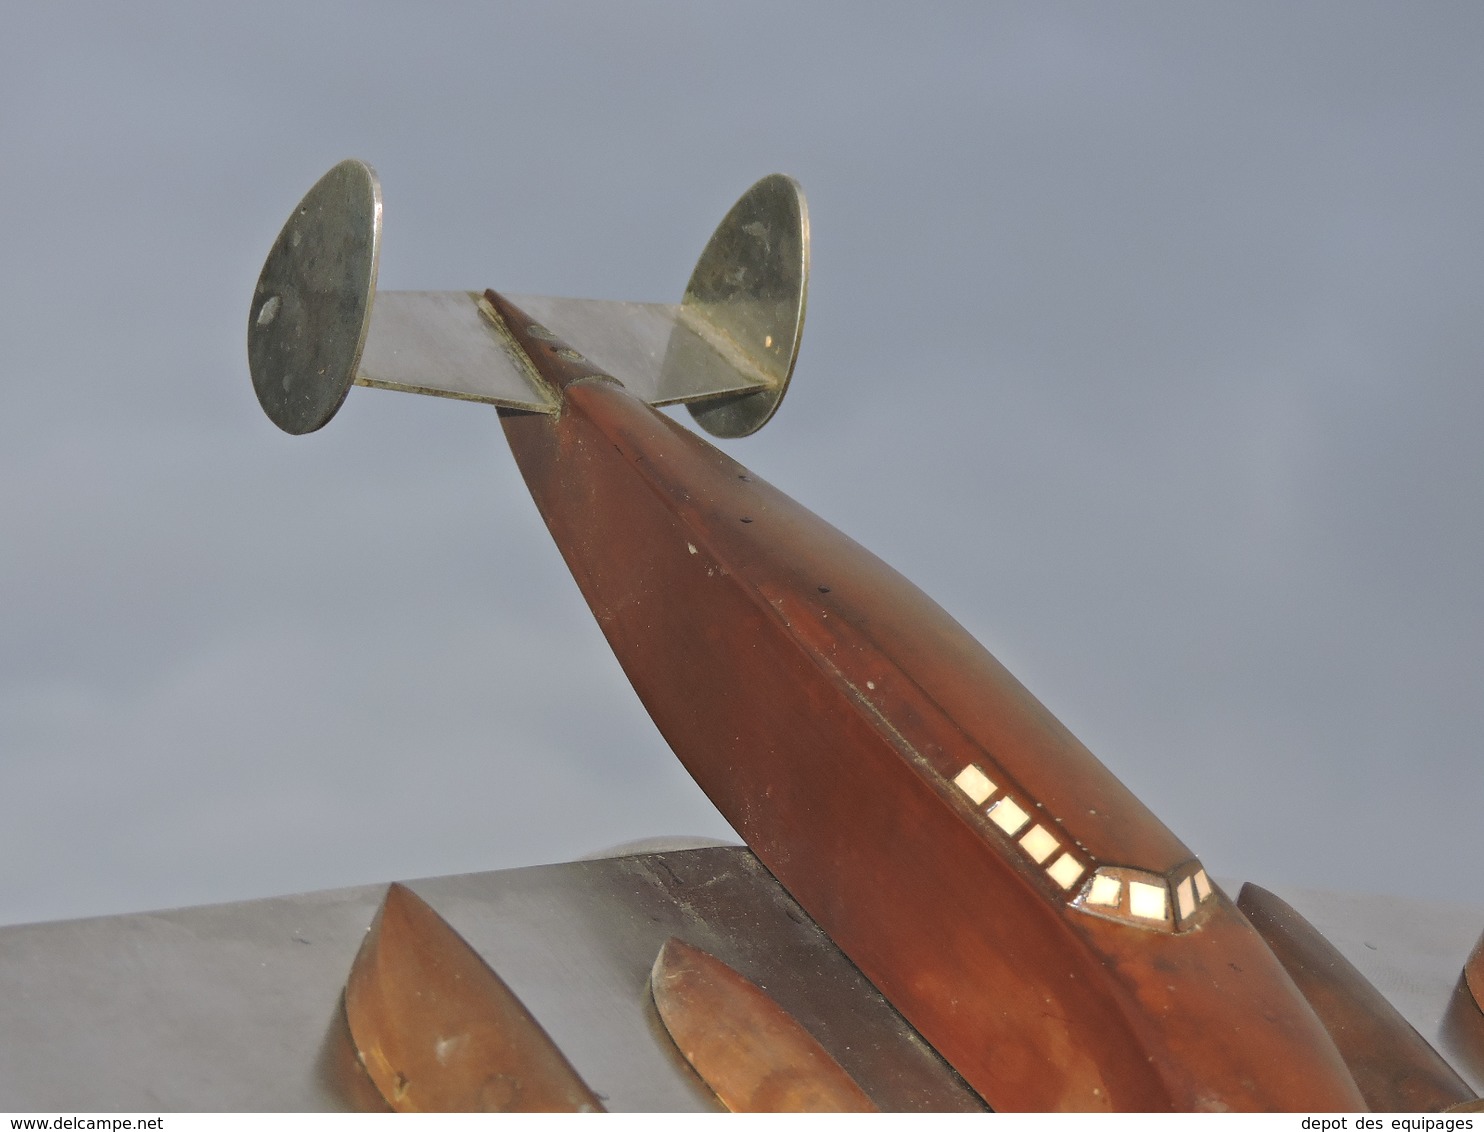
491,293,1364,1111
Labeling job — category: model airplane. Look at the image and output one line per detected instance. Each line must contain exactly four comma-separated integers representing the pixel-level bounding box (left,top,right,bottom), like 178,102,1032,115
236,161,1483,1111
1,162,1480,1114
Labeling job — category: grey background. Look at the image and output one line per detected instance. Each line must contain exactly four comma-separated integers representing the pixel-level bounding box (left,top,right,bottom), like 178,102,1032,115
2,3,1480,928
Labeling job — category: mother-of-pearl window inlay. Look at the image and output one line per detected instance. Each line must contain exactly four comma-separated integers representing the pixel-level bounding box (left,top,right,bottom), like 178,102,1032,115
1086,874,1122,908
950,764,1215,932
1176,876,1197,921
1074,863,1217,933
951,764,1089,899
1128,880,1168,921
988,797,1030,836
1019,824,1060,864
952,764,996,806
1046,853,1086,890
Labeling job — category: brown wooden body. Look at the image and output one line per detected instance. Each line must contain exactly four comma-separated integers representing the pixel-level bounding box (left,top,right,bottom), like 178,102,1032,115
492,294,1362,1111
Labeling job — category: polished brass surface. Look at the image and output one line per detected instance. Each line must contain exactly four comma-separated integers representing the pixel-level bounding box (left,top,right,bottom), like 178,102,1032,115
677,173,809,438
248,159,381,435
650,937,877,1112
344,883,603,1112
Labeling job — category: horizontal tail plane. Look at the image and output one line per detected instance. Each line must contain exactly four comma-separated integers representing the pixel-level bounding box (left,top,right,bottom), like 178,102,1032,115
247,159,808,438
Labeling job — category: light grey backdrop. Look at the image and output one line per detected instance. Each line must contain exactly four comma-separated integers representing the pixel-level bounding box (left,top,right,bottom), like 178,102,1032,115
2,3,1480,927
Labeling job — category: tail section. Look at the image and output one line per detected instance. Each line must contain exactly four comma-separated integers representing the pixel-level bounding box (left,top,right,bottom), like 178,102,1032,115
247,161,807,437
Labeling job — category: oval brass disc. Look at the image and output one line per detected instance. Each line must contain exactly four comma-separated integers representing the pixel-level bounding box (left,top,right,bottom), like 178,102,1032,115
680,174,809,439
248,159,382,434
